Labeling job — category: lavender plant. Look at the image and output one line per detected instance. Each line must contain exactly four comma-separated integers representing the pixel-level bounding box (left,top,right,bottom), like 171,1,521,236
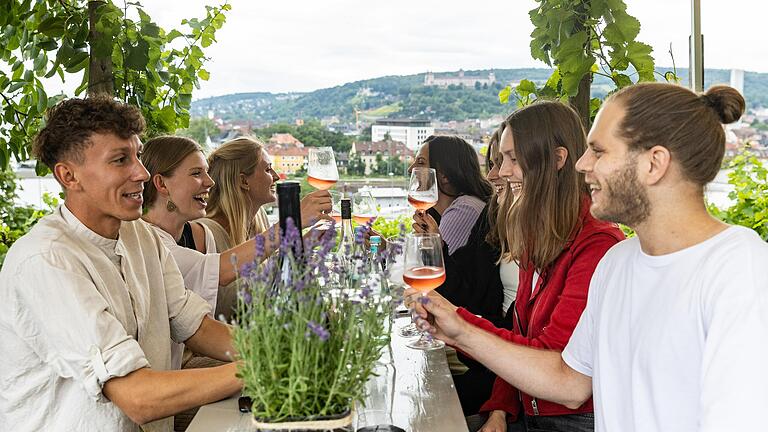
232,218,399,422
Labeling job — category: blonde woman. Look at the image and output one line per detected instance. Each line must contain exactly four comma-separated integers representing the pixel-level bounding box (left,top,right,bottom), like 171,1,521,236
197,137,331,317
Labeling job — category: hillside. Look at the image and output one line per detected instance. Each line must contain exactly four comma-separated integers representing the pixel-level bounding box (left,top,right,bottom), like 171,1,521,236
191,68,768,124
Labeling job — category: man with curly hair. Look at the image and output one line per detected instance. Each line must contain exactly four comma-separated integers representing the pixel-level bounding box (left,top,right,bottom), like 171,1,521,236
0,97,241,432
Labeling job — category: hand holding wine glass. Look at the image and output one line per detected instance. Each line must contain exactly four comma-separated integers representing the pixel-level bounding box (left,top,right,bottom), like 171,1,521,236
403,232,446,350
307,147,339,190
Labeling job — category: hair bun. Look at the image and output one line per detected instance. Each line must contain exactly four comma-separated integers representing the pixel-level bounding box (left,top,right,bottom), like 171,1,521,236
701,85,745,124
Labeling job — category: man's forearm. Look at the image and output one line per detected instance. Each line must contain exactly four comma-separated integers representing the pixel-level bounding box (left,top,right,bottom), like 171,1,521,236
104,363,241,425
185,316,237,361
454,324,592,408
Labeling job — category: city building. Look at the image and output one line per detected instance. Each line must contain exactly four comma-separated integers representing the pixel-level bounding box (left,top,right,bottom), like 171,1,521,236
349,140,414,175
371,119,434,151
424,70,496,88
265,133,309,175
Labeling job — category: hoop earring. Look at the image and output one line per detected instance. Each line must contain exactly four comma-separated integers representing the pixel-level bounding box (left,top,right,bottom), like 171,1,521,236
166,199,177,212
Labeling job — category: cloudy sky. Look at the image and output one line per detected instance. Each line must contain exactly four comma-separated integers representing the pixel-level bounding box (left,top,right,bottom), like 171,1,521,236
61,1,768,98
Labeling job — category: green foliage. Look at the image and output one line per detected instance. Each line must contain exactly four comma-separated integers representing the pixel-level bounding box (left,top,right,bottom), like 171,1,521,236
176,117,218,151
346,153,366,176
500,0,669,120
0,170,59,267
0,0,230,172
371,215,413,239
708,151,768,240
232,225,391,421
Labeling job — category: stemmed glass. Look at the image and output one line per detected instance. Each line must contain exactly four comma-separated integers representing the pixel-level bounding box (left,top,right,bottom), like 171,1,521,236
397,167,439,338
307,147,339,190
403,233,446,350
407,167,438,210
328,190,343,224
352,189,378,225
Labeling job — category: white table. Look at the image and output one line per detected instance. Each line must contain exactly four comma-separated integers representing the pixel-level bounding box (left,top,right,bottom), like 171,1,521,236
187,317,469,432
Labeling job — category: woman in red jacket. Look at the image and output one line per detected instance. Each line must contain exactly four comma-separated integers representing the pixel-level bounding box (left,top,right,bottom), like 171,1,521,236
444,101,624,432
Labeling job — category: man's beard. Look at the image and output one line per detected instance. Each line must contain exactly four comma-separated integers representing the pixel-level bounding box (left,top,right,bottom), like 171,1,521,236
593,159,651,227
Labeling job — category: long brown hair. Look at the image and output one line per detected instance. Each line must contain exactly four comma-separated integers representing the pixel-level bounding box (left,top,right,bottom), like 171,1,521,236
140,136,202,209
499,101,590,271
206,137,268,245
611,83,745,186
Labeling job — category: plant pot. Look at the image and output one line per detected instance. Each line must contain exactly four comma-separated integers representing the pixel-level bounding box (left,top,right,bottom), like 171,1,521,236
251,407,353,431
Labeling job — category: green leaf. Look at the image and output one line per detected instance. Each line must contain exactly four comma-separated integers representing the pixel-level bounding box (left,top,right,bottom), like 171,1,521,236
36,86,47,114
37,16,66,38
166,29,184,42
626,41,655,81
498,85,511,105
611,72,633,88
515,79,537,97
156,105,177,132
197,69,210,81
37,39,58,51
124,41,150,70
33,52,47,73
64,51,88,73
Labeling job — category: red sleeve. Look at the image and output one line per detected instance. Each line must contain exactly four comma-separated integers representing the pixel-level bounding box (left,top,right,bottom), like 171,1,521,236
459,232,617,350
456,232,619,415
479,376,521,417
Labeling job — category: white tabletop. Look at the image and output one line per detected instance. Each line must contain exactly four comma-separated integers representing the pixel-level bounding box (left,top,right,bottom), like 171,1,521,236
187,317,469,432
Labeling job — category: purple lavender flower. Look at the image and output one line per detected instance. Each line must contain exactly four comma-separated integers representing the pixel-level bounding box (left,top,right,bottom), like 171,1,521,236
306,320,330,341
254,235,266,258
242,290,252,305
354,226,365,245
239,261,257,278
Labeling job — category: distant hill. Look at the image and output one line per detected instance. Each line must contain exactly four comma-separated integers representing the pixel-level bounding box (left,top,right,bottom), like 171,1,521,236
191,68,768,124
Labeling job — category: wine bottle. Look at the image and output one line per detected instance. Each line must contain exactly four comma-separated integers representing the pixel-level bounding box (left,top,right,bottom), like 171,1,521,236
336,198,354,261
276,181,304,262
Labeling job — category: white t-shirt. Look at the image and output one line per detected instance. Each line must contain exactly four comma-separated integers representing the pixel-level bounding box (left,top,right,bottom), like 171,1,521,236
500,260,519,314
0,206,211,432
148,222,220,368
562,226,768,432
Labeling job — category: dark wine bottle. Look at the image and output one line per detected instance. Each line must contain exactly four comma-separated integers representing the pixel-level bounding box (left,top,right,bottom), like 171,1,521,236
276,181,303,256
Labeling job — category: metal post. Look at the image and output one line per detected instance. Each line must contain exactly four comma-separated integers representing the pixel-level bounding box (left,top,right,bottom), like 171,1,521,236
689,0,704,92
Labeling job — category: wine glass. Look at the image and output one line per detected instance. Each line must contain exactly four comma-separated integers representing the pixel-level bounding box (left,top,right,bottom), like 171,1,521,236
352,189,378,226
307,147,339,190
386,236,420,338
328,190,343,224
407,167,438,210
403,233,446,351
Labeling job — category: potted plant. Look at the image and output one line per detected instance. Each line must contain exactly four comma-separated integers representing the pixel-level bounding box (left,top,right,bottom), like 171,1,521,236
231,218,396,430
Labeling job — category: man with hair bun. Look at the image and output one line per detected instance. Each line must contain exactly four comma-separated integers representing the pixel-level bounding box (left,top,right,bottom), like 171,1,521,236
0,97,241,431
411,82,768,432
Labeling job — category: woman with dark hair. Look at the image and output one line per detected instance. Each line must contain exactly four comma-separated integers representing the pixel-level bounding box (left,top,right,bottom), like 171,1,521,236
409,135,505,416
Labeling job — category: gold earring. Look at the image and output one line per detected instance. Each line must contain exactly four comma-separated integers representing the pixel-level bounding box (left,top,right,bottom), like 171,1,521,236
166,199,177,212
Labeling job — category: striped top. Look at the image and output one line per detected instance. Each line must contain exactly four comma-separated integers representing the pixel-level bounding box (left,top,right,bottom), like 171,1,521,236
439,195,486,255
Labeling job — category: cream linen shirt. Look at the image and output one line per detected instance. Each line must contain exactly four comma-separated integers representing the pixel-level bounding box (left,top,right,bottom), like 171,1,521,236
0,205,211,432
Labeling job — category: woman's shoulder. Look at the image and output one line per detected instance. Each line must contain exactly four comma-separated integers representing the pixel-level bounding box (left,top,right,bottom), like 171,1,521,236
194,218,232,252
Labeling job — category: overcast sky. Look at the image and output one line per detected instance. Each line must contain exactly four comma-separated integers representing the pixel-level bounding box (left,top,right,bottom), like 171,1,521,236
55,1,768,98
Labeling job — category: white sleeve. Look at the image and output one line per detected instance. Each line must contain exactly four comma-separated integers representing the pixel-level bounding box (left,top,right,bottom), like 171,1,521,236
163,240,220,313
698,243,768,432
160,246,212,344
561,264,600,378
5,255,149,401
